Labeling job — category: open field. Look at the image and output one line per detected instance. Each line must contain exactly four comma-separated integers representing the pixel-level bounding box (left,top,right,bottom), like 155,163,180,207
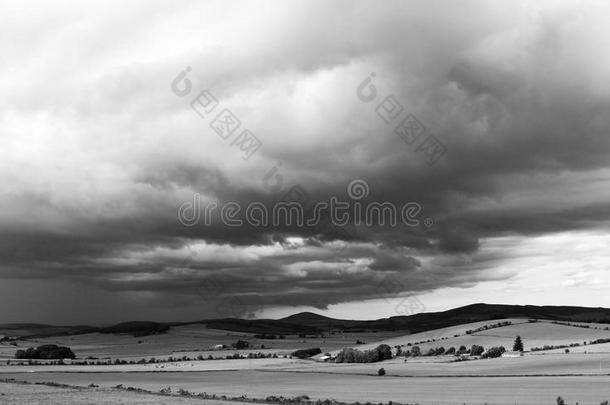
3,352,610,377
0,380,259,405
280,352,610,377
2,371,610,405
3,317,610,404
5,318,610,363
0,324,404,362
341,319,610,355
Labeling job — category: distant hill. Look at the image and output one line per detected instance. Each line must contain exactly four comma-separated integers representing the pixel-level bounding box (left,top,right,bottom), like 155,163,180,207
185,318,321,335
280,312,337,323
281,303,610,334
279,312,342,326
0,324,97,339
0,323,57,330
263,304,610,334
98,321,169,337
3,303,610,339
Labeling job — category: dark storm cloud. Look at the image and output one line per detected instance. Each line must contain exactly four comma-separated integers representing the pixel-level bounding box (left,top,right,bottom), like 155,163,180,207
1,0,609,322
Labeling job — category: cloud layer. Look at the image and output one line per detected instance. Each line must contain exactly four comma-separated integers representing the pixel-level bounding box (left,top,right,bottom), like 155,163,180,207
1,0,609,323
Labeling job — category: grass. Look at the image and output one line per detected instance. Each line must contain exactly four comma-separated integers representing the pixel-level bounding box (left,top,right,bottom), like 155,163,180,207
336,318,610,357
2,377,424,405
3,319,610,404
0,324,404,362
2,373,610,405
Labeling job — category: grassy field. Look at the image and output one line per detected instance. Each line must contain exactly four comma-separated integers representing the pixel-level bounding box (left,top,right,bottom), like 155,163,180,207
0,380,260,404
283,352,610,376
2,371,610,404
0,324,404,361
340,319,610,355
4,352,610,376
3,319,609,362
3,318,610,404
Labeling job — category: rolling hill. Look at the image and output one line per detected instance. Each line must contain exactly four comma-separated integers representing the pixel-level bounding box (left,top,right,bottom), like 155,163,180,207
3,303,610,339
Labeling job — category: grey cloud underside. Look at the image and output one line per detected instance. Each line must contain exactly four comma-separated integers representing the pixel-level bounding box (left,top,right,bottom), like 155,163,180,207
1,0,609,318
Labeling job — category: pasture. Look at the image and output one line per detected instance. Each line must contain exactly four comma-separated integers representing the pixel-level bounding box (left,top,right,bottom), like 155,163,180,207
2,318,610,404
2,371,610,405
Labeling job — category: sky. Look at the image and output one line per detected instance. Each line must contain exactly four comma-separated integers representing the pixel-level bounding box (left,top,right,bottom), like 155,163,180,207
1,0,609,325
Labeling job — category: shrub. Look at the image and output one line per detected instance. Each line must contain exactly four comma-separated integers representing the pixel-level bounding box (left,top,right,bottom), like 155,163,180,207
377,367,386,376
254,334,277,339
231,340,250,350
482,346,506,359
335,344,393,363
470,345,485,356
366,349,380,362
14,345,75,360
377,344,393,360
426,347,447,356
336,348,355,363
556,396,565,405
291,348,322,359
410,346,421,357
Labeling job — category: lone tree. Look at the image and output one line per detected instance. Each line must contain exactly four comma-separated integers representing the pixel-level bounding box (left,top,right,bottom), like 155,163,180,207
513,336,524,352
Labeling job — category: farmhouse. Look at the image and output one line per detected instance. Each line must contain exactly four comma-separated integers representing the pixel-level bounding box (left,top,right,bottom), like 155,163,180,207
311,353,334,362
